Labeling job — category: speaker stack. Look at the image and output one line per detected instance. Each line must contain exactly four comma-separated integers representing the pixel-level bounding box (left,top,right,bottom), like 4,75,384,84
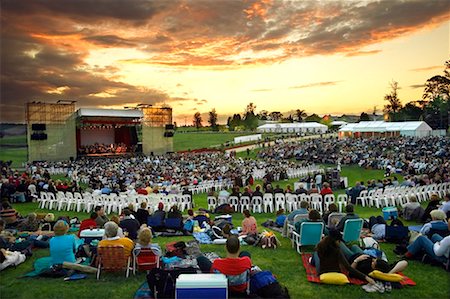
31,123,48,140
164,124,175,137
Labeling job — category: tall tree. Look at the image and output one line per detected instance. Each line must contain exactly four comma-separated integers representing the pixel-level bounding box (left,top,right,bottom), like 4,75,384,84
193,112,202,129
258,110,268,120
422,61,450,129
245,102,257,115
383,80,403,121
359,112,370,121
269,111,283,121
304,113,321,123
228,113,242,131
295,109,307,122
208,108,218,130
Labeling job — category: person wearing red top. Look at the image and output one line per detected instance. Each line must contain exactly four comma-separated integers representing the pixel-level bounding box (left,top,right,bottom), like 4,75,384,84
78,212,98,237
137,188,148,195
197,235,252,295
320,182,333,211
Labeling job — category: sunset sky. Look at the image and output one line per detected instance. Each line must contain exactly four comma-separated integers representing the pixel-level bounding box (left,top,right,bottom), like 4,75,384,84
1,0,449,124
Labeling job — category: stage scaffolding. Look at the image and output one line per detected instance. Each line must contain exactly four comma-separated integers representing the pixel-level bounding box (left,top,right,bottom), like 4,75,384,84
141,106,173,154
26,102,77,162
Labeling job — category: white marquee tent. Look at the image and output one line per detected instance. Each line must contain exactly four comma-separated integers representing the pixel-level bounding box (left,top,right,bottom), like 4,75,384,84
338,121,432,138
257,122,328,134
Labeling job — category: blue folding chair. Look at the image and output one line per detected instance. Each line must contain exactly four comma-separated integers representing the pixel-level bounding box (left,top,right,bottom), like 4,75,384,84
342,218,363,243
292,222,324,254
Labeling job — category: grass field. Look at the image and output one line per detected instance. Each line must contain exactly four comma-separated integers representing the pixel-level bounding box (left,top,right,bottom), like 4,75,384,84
0,148,27,168
0,193,447,299
173,132,255,151
0,135,27,146
0,140,448,298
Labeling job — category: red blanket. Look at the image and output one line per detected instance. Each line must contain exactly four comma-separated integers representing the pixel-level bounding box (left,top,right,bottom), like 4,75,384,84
301,253,416,286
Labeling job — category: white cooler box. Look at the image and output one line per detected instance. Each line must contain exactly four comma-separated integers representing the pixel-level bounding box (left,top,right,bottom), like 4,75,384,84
176,274,227,299
79,228,104,244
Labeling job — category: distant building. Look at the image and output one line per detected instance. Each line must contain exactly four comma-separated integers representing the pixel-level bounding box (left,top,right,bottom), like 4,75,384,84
257,122,328,134
338,121,432,138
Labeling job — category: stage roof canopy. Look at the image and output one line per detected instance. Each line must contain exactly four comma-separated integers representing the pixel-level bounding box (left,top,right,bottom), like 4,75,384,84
77,108,143,118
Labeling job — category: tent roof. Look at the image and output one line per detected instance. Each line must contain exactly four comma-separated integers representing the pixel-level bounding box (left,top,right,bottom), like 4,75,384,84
331,121,348,126
257,122,327,129
339,121,432,133
77,108,143,118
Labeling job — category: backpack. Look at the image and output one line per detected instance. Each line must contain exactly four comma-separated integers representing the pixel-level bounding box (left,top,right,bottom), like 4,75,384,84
385,221,409,244
250,271,290,298
147,267,199,298
165,241,186,258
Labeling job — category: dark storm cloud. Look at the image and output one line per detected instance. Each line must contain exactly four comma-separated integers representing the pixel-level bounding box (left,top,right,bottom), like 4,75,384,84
82,35,136,47
1,0,449,122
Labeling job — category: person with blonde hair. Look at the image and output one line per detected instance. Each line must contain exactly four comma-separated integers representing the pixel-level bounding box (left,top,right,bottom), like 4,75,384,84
49,220,77,265
420,210,448,236
134,227,161,256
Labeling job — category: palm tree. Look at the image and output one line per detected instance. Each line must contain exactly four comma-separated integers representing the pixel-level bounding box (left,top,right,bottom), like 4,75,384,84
295,109,307,122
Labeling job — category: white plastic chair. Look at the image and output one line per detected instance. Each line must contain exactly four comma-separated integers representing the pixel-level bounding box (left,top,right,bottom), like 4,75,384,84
263,193,274,213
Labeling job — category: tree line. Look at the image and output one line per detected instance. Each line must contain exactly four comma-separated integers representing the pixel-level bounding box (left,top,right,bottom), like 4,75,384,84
192,60,450,131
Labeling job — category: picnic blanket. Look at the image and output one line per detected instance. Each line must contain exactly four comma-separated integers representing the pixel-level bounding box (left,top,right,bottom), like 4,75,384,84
193,232,213,244
133,282,153,299
408,225,423,232
300,253,416,286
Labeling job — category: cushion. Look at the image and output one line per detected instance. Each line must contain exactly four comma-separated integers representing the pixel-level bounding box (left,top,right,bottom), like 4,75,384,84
319,272,350,285
369,270,403,282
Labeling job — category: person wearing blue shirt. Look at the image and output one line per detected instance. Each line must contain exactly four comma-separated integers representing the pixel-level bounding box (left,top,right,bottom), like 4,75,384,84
50,220,76,265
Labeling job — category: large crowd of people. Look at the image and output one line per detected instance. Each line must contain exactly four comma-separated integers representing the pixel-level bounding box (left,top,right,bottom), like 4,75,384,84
1,135,450,296
258,136,450,178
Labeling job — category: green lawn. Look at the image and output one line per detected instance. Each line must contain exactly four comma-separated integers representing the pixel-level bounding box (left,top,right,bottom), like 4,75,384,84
1,187,448,298
0,148,27,168
0,135,27,146
173,132,254,151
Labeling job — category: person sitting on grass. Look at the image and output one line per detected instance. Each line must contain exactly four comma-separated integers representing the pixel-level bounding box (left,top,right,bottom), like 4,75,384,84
439,193,450,218
403,219,450,266
134,227,161,256
94,206,109,228
0,201,20,227
98,221,134,258
78,212,98,237
197,235,252,295
419,210,448,237
17,213,41,232
136,202,150,226
421,194,441,223
240,209,258,236
120,208,141,240
294,209,328,235
311,229,376,285
336,204,359,232
50,220,77,265
275,209,286,227
402,195,423,221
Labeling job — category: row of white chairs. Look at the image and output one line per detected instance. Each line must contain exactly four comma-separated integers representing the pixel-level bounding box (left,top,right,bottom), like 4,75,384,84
207,193,349,214
38,191,193,214
356,182,450,208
